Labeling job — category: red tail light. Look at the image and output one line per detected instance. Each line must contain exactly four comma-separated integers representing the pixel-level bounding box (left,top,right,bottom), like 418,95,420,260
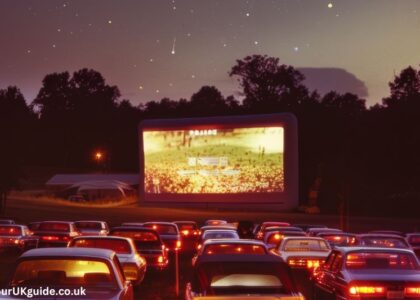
405,286,420,297
41,236,69,242
307,259,322,269
176,240,182,249
182,230,190,236
157,255,164,264
349,286,385,296
41,236,59,241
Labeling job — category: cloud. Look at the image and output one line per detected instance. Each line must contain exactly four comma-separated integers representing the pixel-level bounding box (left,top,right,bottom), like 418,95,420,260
298,67,369,98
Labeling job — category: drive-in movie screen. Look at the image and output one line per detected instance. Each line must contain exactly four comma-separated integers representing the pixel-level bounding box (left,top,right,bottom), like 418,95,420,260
143,126,284,194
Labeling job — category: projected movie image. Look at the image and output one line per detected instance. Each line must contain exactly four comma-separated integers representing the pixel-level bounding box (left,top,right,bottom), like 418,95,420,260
143,126,284,194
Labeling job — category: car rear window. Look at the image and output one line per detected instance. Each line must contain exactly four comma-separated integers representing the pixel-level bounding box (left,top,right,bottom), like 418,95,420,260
321,235,356,246
408,235,420,246
194,261,293,295
75,222,102,230
203,232,238,241
72,239,131,254
0,226,22,236
204,244,267,255
283,239,330,252
143,224,177,235
12,259,115,288
361,237,409,248
111,231,158,241
38,223,70,232
177,224,197,231
346,252,419,270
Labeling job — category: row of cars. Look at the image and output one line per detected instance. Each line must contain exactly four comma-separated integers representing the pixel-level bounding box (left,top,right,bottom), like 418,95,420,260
1,218,420,299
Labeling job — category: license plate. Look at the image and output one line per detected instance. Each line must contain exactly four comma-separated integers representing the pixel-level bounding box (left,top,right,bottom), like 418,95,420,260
387,291,404,299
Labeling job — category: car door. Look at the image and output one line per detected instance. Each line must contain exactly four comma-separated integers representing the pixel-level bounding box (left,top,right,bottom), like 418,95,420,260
329,253,346,299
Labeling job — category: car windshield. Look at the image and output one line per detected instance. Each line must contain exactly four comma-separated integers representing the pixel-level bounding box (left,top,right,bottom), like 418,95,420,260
0,226,22,236
346,252,420,270
361,237,408,248
283,239,330,252
111,231,161,250
194,261,292,295
75,222,102,230
72,239,131,254
38,223,70,232
203,232,238,241
12,259,116,288
143,224,177,235
203,244,267,255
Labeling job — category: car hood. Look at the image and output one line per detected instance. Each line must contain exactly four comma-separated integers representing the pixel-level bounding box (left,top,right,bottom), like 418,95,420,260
346,269,420,282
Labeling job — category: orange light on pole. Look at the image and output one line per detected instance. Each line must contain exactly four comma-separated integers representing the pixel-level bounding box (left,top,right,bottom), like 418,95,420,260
94,151,103,161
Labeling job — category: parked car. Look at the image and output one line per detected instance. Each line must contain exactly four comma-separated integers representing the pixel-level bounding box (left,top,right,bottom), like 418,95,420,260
74,221,109,236
271,237,331,271
204,220,228,226
406,233,420,257
356,233,411,249
236,220,255,239
186,253,304,299
34,221,81,247
143,222,181,252
316,232,357,248
174,221,200,252
293,224,328,232
312,247,420,299
68,236,146,285
193,239,267,266
0,225,38,254
110,226,168,270
8,247,134,299
264,230,306,249
0,219,15,225
254,222,291,240
306,227,342,237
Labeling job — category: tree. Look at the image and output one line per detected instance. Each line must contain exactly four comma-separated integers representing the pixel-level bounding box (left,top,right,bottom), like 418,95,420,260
0,87,32,214
229,54,309,112
189,86,231,116
384,66,420,106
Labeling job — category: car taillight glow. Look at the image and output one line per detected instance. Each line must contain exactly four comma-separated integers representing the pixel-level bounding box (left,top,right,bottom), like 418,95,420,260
157,256,164,263
176,240,181,249
182,230,189,236
41,236,59,241
405,286,420,297
307,259,321,269
349,286,385,296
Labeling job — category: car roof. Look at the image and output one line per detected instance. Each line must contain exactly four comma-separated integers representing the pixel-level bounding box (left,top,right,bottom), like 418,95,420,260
203,229,237,234
21,247,115,260
110,226,156,233
282,236,327,241
334,246,416,255
143,221,177,226
358,233,406,238
195,253,284,265
39,221,74,224
173,221,197,224
75,220,106,223
72,235,130,241
203,239,265,246
0,224,26,228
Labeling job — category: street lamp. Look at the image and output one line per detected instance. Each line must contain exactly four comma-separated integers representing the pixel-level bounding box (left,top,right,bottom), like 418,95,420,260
95,151,103,162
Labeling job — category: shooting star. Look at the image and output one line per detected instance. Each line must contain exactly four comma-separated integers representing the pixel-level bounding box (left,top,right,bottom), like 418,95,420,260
171,37,176,55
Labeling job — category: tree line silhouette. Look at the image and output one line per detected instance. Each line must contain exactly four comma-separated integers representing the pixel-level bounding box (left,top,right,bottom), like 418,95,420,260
1,55,420,217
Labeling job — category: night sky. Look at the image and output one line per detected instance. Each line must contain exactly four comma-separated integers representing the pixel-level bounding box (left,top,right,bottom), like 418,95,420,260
1,0,419,106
